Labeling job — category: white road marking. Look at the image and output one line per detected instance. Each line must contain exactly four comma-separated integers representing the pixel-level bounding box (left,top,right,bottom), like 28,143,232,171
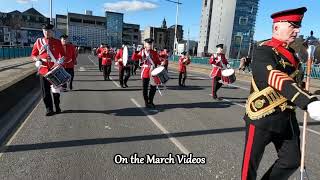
87,55,98,66
79,67,86,72
104,126,112,130
227,83,250,91
130,98,190,154
0,101,41,159
109,77,120,88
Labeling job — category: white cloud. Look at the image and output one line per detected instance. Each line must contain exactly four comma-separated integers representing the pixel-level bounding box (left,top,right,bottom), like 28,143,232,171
104,0,158,12
16,0,37,4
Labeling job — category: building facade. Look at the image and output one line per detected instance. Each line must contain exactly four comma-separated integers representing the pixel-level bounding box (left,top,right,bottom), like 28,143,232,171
167,25,183,52
105,11,123,48
123,23,140,46
229,0,259,58
142,19,183,51
0,8,49,46
143,26,167,50
56,12,107,48
198,0,259,58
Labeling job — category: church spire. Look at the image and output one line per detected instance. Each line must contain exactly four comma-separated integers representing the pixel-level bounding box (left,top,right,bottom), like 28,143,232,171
161,18,167,29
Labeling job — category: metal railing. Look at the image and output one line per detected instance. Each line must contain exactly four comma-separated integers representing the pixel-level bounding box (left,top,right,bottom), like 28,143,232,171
0,46,32,60
170,55,320,79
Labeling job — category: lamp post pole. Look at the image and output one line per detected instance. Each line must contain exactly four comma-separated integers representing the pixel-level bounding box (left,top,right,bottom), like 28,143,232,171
50,0,53,24
164,0,182,61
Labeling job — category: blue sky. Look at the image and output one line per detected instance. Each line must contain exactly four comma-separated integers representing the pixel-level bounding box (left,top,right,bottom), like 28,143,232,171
0,0,319,41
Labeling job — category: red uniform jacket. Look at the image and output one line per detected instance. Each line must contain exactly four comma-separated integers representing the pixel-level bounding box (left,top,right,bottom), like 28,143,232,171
178,56,190,73
209,53,228,77
101,48,113,65
132,49,161,79
159,51,169,66
115,48,126,68
62,43,77,69
31,37,65,75
96,47,103,58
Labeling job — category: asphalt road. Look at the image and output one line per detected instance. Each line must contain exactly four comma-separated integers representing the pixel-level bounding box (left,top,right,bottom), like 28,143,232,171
0,54,319,180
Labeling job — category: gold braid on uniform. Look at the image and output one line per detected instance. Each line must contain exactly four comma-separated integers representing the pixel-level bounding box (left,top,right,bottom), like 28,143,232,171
245,78,292,120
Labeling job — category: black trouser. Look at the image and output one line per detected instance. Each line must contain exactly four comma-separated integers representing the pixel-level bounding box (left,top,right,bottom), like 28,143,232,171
62,68,74,89
212,76,223,98
119,66,131,86
103,65,112,80
178,71,187,86
164,64,168,71
133,62,139,75
40,76,60,111
241,115,301,180
98,58,102,71
142,78,157,105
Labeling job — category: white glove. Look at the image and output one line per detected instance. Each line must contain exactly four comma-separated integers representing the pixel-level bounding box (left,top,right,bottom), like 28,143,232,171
307,101,320,121
227,64,231,68
35,60,42,68
115,62,119,66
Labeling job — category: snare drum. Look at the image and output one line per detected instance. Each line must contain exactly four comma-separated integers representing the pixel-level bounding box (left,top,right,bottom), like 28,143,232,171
44,65,71,87
221,69,236,84
151,66,169,85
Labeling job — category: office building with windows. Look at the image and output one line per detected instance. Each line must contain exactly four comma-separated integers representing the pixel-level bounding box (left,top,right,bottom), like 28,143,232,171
198,0,259,58
105,11,123,48
0,8,49,46
123,23,140,46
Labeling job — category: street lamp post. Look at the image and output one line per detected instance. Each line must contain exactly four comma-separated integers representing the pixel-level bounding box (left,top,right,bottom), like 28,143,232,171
50,0,53,24
164,0,182,60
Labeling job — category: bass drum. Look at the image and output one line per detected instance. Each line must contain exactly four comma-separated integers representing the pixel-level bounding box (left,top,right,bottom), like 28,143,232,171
122,46,128,66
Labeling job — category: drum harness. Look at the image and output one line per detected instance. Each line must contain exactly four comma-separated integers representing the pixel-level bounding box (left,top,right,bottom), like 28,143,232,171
141,49,166,96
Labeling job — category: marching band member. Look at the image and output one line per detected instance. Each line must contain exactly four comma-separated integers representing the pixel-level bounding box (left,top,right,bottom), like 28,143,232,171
60,34,77,91
96,43,104,72
101,45,113,80
132,38,161,108
115,42,131,88
178,51,190,87
209,44,229,99
241,7,320,180
159,47,169,71
31,23,65,116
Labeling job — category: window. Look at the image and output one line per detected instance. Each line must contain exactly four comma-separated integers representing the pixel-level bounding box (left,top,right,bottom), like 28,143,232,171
239,17,248,25
234,35,242,45
70,18,82,23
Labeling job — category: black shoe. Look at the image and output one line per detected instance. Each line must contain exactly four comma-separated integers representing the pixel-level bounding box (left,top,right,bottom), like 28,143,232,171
124,83,129,88
149,103,156,109
55,107,61,114
46,109,55,116
145,102,152,108
70,85,73,90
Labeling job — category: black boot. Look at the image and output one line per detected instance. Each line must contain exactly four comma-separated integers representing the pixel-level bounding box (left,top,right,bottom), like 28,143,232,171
178,72,183,86
124,77,129,87
148,86,157,109
46,108,54,116
55,105,61,114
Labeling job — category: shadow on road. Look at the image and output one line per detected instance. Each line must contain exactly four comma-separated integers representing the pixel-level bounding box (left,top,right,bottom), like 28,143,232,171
1,127,246,153
59,101,233,117
72,88,142,92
